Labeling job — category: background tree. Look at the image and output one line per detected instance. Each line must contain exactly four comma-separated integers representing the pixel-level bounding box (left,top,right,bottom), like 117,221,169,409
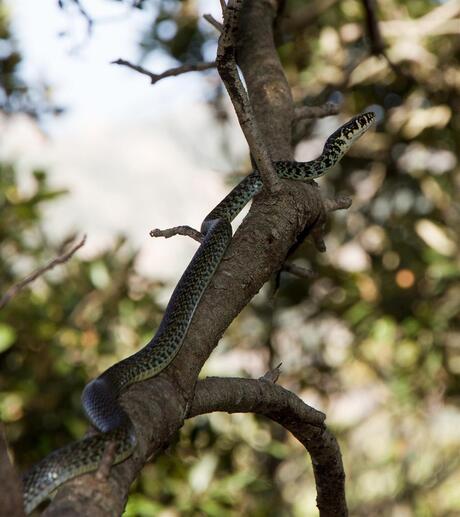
1,0,459,515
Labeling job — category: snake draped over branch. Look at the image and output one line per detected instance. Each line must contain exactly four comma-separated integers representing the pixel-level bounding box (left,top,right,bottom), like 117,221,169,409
22,111,376,514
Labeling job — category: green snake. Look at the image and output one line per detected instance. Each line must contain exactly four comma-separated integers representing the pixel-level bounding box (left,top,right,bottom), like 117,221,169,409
22,112,375,513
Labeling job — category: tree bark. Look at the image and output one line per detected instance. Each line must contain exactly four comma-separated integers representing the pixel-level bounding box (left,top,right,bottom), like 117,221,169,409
43,1,334,515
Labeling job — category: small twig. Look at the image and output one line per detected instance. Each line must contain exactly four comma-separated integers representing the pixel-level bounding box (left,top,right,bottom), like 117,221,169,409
259,363,282,383
0,235,86,310
203,14,224,33
282,263,317,279
112,59,216,85
95,442,117,481
149,225,203,243
293,102,340,122
216,0,280,193
324,195,352,212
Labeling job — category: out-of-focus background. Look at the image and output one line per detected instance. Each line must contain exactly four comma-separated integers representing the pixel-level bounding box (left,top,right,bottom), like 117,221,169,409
0,0,459,515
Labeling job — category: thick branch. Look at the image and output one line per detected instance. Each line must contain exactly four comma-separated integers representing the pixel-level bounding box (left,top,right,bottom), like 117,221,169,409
190,377,347,517
217,0,280,192
0,235,86,310
236,0,295,160
361,0,385,55
43,1,342,515
44,170,326,517
112,59,216,85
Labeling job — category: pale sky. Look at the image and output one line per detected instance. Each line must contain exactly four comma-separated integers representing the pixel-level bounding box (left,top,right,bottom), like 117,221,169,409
1,0,334,284
1,0,246,281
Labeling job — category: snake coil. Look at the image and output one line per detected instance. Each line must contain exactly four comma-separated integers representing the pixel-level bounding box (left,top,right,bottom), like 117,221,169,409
22,112,375,513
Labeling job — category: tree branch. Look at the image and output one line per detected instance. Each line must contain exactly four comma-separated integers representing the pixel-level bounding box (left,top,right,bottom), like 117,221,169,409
149,225,203,243
190,377,347,517
112,59,216,85
43,153,327,517
236,0,296,162
0,235,86,310
361,0,385,55
216,0,280,192
42,1,348,515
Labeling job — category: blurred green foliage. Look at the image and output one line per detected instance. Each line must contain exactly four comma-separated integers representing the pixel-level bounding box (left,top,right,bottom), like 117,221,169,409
0,165,165,469
1,0,460,516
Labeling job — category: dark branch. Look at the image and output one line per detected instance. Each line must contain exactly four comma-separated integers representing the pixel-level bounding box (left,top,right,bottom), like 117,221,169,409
149,225,203,243
190,377,347,517
360,0,415,82
0,235,86,310
41,1,350,515
361,0,385,55
203,14,224,33
112,59,216,85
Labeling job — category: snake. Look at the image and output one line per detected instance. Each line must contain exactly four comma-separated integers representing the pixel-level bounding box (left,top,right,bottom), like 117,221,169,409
22,111,375,514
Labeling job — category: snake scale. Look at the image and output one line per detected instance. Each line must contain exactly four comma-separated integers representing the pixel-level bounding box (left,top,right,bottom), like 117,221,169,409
22,111,375,513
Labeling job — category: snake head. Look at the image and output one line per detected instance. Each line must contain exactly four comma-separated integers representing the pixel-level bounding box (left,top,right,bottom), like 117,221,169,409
322,111,376,161
336,111,376,142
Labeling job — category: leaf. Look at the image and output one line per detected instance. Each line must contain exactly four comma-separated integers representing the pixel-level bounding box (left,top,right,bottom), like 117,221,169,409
0,323,16,353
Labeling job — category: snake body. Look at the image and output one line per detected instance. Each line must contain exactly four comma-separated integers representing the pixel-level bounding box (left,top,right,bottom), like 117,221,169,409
22,112,375,513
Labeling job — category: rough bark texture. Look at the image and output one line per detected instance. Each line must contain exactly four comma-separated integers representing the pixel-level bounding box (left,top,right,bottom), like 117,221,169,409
237,0,295,160
191,378,347,516
41,1,339,515
216,0,280,191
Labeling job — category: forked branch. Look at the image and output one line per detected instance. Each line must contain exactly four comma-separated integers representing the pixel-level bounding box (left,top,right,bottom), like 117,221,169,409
216,0,280,192
112,59,216,85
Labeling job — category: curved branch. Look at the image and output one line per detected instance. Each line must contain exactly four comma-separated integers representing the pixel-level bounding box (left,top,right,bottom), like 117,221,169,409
190,377,347,517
